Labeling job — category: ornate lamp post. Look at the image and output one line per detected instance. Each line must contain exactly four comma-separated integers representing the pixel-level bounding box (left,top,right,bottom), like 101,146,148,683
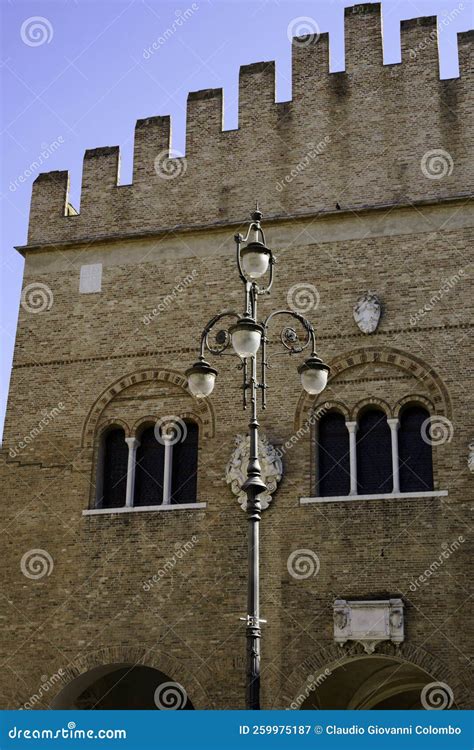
186,207,329,710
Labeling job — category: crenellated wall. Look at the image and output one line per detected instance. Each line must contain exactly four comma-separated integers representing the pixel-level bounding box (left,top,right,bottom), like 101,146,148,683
25,3,473,247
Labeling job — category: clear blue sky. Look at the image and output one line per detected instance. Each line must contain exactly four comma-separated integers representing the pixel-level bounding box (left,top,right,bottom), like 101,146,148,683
1,0,472,440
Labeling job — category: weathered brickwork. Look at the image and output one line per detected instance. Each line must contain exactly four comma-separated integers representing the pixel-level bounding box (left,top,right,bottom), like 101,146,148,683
1,3,472,709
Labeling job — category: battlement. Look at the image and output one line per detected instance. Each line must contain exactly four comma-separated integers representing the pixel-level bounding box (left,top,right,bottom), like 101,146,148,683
25,4,473,248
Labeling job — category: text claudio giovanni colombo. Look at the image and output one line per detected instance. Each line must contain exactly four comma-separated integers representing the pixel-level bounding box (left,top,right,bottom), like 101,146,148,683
238,724,463,736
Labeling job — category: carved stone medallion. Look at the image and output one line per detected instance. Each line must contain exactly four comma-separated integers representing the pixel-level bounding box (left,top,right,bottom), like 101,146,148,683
353,291,382,334
468,441,474,473
226,434,283,511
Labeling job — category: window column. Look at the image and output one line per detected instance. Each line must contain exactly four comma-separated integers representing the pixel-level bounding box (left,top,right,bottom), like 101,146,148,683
345,421,358,495
124,437,140,507
387,418,400,493
162,433,174,505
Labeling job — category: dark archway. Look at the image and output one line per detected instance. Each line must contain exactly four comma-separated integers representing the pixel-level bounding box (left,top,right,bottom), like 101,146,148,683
298,656,457,710
51,664,194,710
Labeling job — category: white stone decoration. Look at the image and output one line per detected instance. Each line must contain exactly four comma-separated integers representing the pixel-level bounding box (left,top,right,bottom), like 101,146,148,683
468,441,474,473
226,434,283,511
333,599,404,654
79,263,102,293
353,291,381,334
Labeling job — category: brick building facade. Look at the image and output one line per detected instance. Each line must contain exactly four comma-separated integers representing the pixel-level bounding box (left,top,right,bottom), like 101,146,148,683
1,4,472,710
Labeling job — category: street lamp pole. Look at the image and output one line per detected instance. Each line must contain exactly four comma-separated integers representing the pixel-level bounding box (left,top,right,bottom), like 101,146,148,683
186,207,329,710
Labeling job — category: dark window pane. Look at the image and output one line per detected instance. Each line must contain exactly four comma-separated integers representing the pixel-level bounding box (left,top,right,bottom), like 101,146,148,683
102,428,128,508
171,422,198,505
135,427,165,506
317,411,350,496
399,406,433,492
357,409,392,494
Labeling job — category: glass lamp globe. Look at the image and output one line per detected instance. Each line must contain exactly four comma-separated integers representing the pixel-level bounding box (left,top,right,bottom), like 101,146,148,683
185,360,217,398
229,318,263,359
241,241,271,280
298,355,330,395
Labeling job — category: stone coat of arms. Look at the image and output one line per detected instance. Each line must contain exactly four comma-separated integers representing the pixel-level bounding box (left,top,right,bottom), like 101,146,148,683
226,434,283,511
353,291,382,334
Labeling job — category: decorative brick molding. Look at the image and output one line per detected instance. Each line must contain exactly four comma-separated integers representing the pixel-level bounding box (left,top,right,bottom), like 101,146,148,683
351,396,392,419
295,346,452,431
81,368,215,448
270,641,469,709
45,646,215,710
393,393,435,418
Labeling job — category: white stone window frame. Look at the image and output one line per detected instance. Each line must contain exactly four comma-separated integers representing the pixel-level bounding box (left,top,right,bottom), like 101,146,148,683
85,420,204,516
306,403,447,505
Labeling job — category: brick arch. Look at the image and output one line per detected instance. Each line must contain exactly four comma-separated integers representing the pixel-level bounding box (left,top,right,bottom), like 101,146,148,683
270,641,469,709
394,394,435,418
295,346,451,431
351,396,392,420
96,417,131,439
130,412,204,438
81,368,216,448
47,645,215,710
312,399,351,421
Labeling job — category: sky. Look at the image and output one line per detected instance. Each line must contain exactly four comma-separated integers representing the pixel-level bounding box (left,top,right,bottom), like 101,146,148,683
0,0,472,439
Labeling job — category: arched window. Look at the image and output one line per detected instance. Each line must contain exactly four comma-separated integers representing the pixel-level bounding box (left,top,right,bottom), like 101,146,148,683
171,421,198,504
317,411,350,496
398,406,433,492
134,426,165,506
356,408,392,495
101,428,128,508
